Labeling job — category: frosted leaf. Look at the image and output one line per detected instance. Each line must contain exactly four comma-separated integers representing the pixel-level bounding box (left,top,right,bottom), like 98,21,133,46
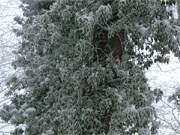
10,113,23,124
21,103,28,110
45,77,50,82
86,108,93,112
135,24,149,35
138,128,151,135
41,130,54,135
96,4,112,25
121,0,126,2
25,107,36,114
22,112,28,118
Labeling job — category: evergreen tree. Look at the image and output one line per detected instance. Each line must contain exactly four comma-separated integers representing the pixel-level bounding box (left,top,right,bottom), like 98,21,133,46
176,0,180,24
1,0,180,135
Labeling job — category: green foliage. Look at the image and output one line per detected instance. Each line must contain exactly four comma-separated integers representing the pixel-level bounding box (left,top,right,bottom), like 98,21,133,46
0,0,180,135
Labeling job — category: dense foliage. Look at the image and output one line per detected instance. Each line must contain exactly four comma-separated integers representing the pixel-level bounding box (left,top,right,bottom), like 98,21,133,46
1,0,180,135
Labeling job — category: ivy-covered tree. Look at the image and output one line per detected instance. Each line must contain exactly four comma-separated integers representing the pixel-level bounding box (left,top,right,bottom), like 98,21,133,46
1,0,180,135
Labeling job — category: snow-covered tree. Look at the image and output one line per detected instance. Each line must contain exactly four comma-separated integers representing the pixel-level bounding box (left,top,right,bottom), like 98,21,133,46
177,0,180,24
1,0,180,135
